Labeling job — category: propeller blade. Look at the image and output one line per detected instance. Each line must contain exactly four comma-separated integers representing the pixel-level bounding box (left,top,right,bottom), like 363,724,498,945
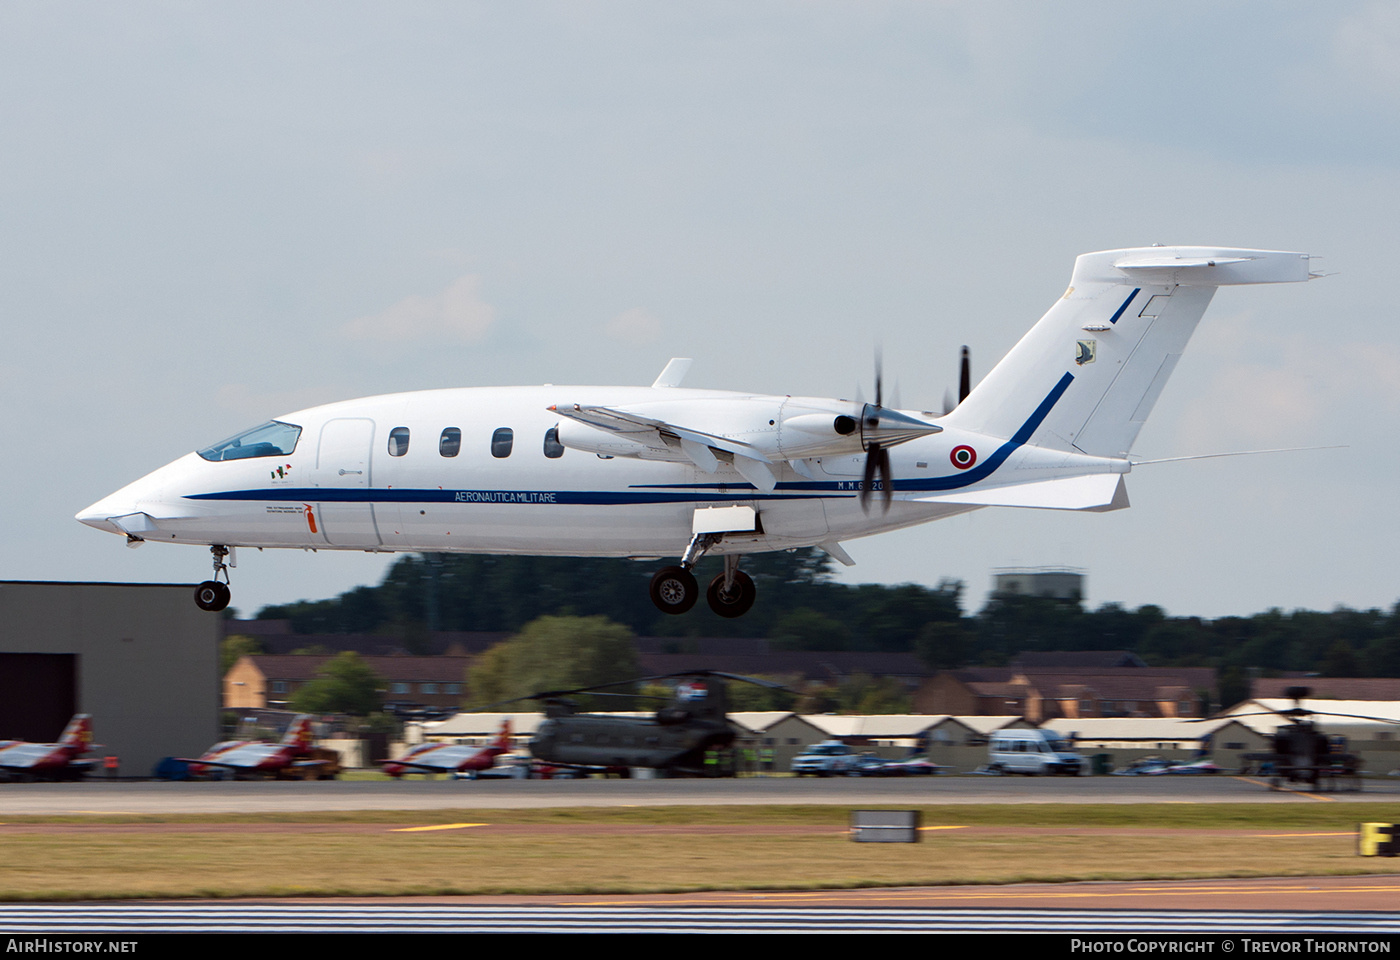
860,443,881,511
959,345,971,403
876,445,892,512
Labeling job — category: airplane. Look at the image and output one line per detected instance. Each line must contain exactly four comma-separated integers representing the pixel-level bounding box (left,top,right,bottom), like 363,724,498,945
182,714,335,780
382,719,514,778
76,245,1316,618
0,714,94,782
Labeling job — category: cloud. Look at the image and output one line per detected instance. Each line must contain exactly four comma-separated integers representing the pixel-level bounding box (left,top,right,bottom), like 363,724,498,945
604,306,661,343
342,275,496,343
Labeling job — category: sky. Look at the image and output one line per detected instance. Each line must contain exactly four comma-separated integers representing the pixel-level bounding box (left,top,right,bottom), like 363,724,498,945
3,1,1398,621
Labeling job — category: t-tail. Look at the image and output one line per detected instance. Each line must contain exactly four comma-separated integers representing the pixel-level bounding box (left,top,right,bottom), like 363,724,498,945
942,247,1314,458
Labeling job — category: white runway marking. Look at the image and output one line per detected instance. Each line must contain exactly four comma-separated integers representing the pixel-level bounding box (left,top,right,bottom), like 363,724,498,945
2,903,1400,934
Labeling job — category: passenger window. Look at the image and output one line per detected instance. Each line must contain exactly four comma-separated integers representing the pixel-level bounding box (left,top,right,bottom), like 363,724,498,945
543,426,564,459
491,427,514,458
388,427,410,457
439,427,461,458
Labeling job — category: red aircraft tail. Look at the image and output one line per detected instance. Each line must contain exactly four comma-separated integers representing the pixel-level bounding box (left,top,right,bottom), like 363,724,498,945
492,719,512,751
281,715,315,750
57,714,93,754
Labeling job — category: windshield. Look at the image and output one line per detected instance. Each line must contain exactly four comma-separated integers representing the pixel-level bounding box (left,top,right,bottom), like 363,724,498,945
198,421,302,462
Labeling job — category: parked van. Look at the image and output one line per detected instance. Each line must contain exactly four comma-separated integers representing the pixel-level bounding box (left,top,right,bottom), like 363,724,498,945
987,729,1084,775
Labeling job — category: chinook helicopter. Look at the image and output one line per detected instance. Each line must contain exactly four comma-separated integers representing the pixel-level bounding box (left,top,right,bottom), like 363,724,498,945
513,670,788,776
1225,687,1400,792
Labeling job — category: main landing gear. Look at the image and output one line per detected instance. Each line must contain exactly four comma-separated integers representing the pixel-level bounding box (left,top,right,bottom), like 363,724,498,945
649,536,756,618
194,545,233,612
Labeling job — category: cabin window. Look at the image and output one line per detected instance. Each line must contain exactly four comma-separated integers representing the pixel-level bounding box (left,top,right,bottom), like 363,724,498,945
439,427,461,458
198,420,302,462
491,427,514,458
421,683,438,694
543,426,564,459
388,427,410,457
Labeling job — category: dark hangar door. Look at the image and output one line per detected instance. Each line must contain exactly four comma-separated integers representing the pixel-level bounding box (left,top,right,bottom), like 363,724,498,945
0,653,77,741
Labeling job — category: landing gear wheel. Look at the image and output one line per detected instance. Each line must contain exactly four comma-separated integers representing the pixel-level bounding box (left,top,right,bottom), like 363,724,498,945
649,566,698,615
706,570,756,618
194,580,230,612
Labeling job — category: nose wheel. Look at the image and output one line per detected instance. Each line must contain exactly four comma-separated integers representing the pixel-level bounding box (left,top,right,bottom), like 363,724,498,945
194,545,233,612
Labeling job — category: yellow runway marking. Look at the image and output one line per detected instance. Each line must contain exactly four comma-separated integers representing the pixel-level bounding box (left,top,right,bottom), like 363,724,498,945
918,825,969,831
1231,776,1337,801
1251,831,1356,838
390,823,488,833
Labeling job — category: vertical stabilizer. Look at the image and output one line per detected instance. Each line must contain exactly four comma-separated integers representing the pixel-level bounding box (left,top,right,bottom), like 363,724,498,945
943,247,1311,458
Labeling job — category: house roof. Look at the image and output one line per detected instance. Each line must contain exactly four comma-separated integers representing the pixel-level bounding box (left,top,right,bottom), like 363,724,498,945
243,654,472,683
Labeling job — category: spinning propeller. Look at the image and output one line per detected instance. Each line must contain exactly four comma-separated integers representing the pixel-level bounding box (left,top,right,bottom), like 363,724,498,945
941,345,972,416
856,353,948,513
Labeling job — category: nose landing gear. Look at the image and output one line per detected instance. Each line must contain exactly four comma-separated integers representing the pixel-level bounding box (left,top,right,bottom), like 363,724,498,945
194,545,233,612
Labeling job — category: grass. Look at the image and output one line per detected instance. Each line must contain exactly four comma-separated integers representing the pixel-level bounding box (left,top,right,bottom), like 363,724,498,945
3,802,1400,901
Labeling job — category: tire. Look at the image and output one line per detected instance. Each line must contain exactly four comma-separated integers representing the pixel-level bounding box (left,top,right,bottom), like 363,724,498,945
194,581,230,612
705,570,756,618
649,566,698,615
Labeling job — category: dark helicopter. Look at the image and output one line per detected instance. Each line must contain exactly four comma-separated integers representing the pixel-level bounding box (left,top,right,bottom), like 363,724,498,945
517,671,788,776
1227,686,1399,792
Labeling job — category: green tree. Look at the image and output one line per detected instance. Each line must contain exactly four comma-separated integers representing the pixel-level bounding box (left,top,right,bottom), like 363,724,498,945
468,615,639,708
290,652,384,716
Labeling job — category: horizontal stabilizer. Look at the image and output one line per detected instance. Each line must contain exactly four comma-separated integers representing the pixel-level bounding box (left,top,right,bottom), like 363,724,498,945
914,473,1127,511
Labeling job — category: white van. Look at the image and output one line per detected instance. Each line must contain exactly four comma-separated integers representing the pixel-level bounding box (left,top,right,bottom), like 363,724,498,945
987,729,1084,776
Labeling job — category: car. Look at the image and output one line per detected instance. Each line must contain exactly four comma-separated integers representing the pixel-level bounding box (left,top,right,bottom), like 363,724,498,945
790,741,857,777
986,729,1084,776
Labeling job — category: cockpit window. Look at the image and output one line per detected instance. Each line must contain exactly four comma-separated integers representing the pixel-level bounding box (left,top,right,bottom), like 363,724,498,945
197,421,302,462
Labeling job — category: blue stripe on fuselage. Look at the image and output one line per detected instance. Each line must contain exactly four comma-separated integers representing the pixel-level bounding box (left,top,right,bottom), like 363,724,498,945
186,373,1076,506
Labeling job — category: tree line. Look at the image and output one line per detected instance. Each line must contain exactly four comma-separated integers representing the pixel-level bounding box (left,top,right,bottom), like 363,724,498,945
252,549,1400,687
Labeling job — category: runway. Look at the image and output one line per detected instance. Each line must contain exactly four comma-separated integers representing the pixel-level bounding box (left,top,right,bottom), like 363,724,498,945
5,776,1399,933
2,773,1396,815
5,882,1400,933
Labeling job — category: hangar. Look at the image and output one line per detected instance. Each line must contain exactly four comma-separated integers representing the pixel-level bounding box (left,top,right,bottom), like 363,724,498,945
0,581,220,776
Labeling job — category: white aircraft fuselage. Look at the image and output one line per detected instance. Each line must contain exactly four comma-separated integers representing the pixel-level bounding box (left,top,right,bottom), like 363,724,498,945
77,246,1316,616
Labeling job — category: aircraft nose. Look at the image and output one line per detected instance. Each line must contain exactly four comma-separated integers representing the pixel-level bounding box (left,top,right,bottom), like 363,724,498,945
75,498,129,535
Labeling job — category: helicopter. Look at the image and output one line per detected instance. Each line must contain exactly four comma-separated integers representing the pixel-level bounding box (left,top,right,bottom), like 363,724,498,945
505,670,788,776
1224,687,1400,792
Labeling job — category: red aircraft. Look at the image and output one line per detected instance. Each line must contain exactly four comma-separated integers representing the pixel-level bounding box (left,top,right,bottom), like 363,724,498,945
184,714,332,779
0,714,94,781
383,720,514,778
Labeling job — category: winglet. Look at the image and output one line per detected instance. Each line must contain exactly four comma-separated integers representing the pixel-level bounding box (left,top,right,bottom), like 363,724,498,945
651,358,693,388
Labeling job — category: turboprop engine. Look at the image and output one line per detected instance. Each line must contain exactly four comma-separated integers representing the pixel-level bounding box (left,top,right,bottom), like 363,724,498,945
549,394,942,500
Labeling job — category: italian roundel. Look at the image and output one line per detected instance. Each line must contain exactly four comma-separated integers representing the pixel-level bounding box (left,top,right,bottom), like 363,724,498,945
950,445,977,469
